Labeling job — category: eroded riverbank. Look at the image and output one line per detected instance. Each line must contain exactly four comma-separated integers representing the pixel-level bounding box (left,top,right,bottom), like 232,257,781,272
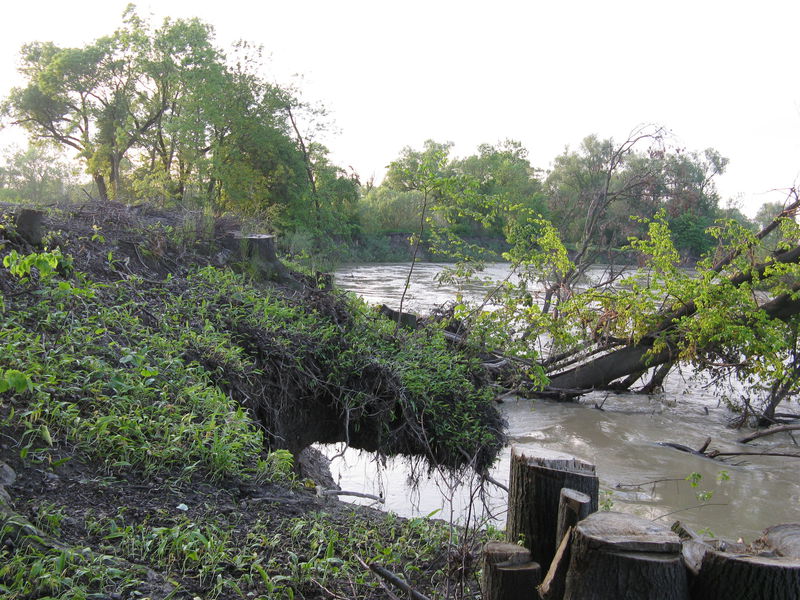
332,262,800,542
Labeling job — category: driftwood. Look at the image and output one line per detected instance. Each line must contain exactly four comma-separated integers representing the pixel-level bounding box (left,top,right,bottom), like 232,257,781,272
363,559,432,600
658,437,800,461
481,541,541,600
506,446,598,572
318,488,384,503
563,511,689,600
738,425,800,444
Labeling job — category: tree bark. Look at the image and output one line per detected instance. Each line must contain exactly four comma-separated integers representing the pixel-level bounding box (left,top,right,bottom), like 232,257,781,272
481,541,540,600
505,446,598,572
691,551,800,600
563,511,688,600
93,173,109,202
555,488,592,549
739,425,800,444
223,232,288,282
539,526,573,600
14,208,45,246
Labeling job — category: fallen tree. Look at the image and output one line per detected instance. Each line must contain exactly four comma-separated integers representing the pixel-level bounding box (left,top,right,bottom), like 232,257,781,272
544,196,800,395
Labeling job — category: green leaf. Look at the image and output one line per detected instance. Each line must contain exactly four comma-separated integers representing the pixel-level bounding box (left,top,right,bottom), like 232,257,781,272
4,370,32,393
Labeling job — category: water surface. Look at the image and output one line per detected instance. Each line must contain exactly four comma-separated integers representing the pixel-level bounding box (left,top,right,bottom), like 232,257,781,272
326,262,800,541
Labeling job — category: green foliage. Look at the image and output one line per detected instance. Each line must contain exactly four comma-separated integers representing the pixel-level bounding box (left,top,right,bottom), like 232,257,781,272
543,131,726,259
0,239,503,476
3,248,67,279
0,143,80,203
76,508,480,599
359,187,424,234
0,543,142,599
2,6,358,238
0,254,292,482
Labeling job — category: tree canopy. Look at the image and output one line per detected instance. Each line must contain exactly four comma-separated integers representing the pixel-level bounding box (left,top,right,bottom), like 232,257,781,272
1,7,357,238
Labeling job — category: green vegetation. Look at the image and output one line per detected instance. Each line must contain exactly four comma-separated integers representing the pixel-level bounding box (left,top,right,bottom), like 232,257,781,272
1,5,799,599
0,204,504,598
2,497,494,599
0,208,503,474
1,7,359,246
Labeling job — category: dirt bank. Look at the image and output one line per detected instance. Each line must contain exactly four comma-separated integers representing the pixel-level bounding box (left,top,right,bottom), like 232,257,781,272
0,200,500,599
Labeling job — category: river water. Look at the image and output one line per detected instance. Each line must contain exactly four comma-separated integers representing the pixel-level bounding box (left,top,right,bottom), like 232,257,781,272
325,262,800,542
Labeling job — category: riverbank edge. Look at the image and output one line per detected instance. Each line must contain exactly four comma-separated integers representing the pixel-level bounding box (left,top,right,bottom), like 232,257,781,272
0,200,500,599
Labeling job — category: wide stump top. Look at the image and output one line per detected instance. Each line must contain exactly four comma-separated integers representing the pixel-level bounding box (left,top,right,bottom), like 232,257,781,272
759,523,800,559
576,511,682,553
511,445,596,474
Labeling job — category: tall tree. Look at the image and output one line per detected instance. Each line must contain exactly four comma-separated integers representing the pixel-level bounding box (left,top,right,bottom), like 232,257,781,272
2,7,165,200
0,143,79,202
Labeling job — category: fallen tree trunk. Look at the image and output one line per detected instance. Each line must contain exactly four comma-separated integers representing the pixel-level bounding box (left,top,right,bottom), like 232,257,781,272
540,198,800,394
546,266,800,393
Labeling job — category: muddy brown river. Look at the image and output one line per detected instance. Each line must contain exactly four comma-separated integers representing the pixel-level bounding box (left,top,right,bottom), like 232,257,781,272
325,262,800,541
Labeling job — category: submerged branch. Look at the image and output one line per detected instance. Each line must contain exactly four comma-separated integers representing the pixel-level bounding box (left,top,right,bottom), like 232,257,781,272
738,424,800,444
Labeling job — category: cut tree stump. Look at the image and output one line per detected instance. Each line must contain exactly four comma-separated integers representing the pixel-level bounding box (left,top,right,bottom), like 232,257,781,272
690,523,800,599
555,488,592,550
506,446,598,572
14,208,45,246
222,232,288,281
563,511,689,600
758,523,800,559
691,551,800,600
481,541,541,600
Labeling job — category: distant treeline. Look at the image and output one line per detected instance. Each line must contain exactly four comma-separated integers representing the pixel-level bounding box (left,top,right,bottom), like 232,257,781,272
0,8,784,268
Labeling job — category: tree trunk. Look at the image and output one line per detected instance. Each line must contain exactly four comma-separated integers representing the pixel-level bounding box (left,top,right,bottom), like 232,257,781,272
14,208,45,246
481,541,541,600
93,173,109,202
563,511,689,600
223,233,288,282
545,244,800,393
758,524,800,559
547,344,673,392
555,488,592,549
505,446,598,572
691,551,800,600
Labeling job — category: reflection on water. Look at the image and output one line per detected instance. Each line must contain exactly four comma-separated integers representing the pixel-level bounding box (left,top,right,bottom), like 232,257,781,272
329,263,800,541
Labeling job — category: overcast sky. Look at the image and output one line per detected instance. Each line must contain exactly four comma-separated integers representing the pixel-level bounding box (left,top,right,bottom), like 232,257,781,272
2,0,799,216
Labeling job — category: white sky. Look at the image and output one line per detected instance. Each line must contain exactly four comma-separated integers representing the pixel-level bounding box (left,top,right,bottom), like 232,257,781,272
2,0,799,216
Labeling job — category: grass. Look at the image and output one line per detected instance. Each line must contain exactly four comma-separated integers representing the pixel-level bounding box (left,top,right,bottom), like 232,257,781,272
0,208,506,599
